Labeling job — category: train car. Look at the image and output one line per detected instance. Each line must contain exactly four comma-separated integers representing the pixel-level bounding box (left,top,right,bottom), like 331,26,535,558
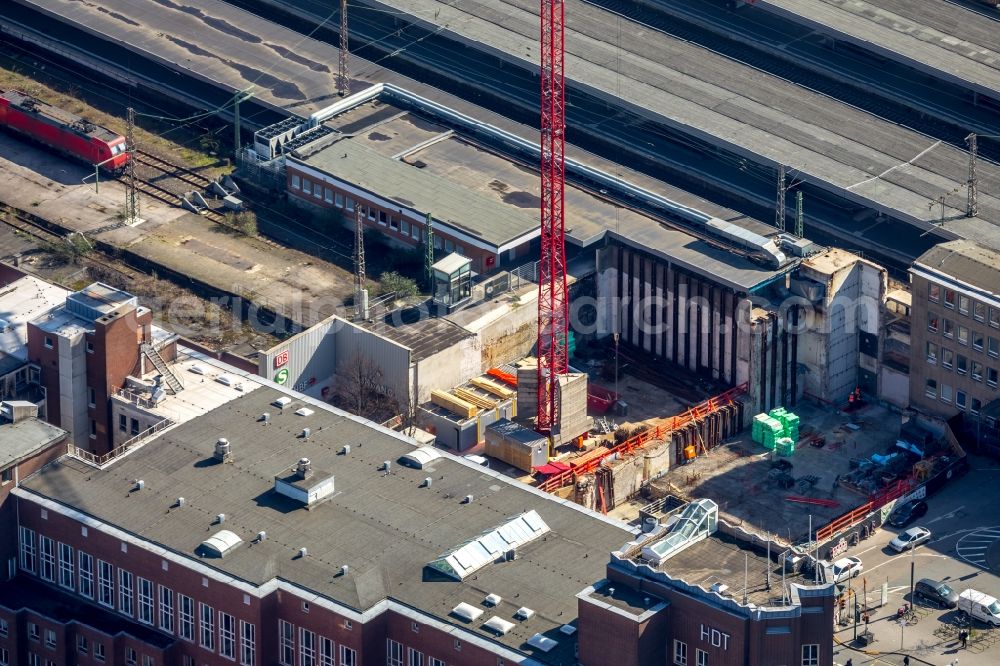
0,89,128,172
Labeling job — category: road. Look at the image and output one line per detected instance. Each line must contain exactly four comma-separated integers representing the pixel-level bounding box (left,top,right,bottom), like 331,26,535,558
833,456,1000,665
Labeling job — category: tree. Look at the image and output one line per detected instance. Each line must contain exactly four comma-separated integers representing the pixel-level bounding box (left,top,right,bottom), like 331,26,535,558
331,352,401,424
224,210,258,237
378,271,420,299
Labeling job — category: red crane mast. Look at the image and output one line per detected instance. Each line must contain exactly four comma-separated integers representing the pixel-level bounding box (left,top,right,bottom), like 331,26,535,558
536,0,569,434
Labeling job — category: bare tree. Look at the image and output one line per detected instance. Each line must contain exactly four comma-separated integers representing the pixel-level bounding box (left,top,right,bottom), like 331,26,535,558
331,353,401,424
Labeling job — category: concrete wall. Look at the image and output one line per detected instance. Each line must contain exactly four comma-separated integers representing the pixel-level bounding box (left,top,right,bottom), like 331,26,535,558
414,337,481,405
257,315,341,399
334,320,412,410
880,366,909,410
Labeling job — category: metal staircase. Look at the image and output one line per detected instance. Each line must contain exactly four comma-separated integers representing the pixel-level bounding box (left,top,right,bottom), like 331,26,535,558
140,343,183,394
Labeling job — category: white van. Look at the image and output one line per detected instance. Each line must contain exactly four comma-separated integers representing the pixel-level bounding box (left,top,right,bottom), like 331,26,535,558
958,589,1000,626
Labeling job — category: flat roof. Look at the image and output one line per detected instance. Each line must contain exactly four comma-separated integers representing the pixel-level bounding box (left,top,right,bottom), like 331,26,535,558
0,274,69,359
913,239,1000,299
361,306,476,363
757,0,1000,98
21,385,632,664
0,417,66,469
294,136,540,248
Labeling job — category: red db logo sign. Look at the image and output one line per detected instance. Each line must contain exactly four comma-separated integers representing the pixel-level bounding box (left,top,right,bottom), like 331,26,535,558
274,350,289,368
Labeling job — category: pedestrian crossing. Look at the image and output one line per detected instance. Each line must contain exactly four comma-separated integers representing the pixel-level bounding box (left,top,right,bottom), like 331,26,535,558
956,526,1000,569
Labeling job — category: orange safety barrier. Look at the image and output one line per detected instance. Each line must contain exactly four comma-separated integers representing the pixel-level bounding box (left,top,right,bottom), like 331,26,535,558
487,368,518,386
815,477,914,542
537,382,748,493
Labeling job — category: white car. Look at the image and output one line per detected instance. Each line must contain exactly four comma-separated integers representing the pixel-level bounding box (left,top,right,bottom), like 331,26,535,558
830,556,863,583
889,526,932,553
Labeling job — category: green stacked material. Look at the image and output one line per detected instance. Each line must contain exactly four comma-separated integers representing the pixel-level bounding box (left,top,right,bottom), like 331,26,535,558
761,417,784,450
775,436,796,456
784,412,801,442
752,413,771,443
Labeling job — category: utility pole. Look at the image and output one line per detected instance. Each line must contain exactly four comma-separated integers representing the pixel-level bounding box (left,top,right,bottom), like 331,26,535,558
795,190,804,237
338,0,350,96
354,205,367,320
424,212,435,289
124,107,139,226
967,133,978,218
775,164,786,231
233,88,254,163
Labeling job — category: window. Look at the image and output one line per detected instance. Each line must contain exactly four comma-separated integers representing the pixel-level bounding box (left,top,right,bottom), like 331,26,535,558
944,289,956,309
0,619,6,637
78,552,93,598
183,658,194,666
138,578,153,624
433,236,442,250
972,361,983,382
974,331,985,351
0,468,10,484
324,188,334,204
411,224,420,240
58,542,73,590
989,367,998,387
300,628,316,666
339,646,357,666
279,620,294,666
991,307,1000,328
199,603,214,650
928,284,940,302
77,635,88,655
125,647,137,666
958,355,968,375
335,193,344,208
27,654,39,666
389,217,399,231
303,180,312,195
218,611,236,660
802,644,819,666
429,660,443,666
387,639,403,666
454,640,461,652
673,639,688,665
368,207,376,221
38,535,54,581
314,184,322,200
94,642,105,662
989,337,999,358
401,220,410,235
45,629,56,648
407,648,424,666
346,197,354,211
944,318,954,338
696,649,708,666
44,336,53,349
159,586,174,633
925,378,937,399
19,526,35,574
943,348,954,369
959,325,969,346
28,622,40,640
178,594,194,641
142,656,154,666
119,569,134,616
959,294,970,315
378,211,387,226
940,384,953,404
926,342,937,364
240,621,256,666
119,414,127,432
291,175,301,190
131,418,139,436
975,301,986,321
444,239,454,252
957,390,968,410
0,648,7,666
90,419,97,438
973,398,983,415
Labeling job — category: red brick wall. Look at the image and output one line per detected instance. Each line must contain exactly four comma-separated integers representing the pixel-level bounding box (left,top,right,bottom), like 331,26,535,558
89,307,144,454
578,595,642,666
27,322,61,428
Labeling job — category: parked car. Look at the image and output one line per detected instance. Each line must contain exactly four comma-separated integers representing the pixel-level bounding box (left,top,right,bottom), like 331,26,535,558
463,454,490,468
958,589,1000,626
889,526,932,553
887,499,928,528
830,556,863,583
914,578,958,609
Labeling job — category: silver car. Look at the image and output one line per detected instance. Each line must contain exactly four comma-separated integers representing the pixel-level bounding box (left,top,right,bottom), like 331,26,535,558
889,526,931,553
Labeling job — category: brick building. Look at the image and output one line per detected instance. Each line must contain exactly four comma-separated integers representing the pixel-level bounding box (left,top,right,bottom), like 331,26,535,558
2,352,835,666
26,283,178,456
909,240,1000,453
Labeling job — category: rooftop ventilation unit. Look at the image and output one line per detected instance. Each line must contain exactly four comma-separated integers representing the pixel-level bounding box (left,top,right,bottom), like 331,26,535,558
341,445,351,455
188,364,207,375
301,427,311,439
399,446,443,470
273,396,292,408
298,547,308,558
339,564,349,577
295,407,314,417
463,494,474,504
214,438,233,463
134,479,145,491
526,634,559,653
274,461,335,508
423,477,433,488
260,413,271,424
484,617,515,636
216,374,236,387
255,531,267,543
215,513,226,524
711,582,729,596
559,624,577,635
515,607,535,621
175,497,185,508
484,593,502,607
451,602,484,623
198,530,243,558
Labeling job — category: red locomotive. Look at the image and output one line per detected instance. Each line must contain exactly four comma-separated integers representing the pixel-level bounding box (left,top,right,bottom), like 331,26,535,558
0,89,129,172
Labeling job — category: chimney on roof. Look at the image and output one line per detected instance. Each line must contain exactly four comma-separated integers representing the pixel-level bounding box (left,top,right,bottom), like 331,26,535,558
214,438,233,463
296,458,313,480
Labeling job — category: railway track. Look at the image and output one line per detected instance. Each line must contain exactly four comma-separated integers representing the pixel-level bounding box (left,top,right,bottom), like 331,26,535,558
130,151,226,224
135,149,214,190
